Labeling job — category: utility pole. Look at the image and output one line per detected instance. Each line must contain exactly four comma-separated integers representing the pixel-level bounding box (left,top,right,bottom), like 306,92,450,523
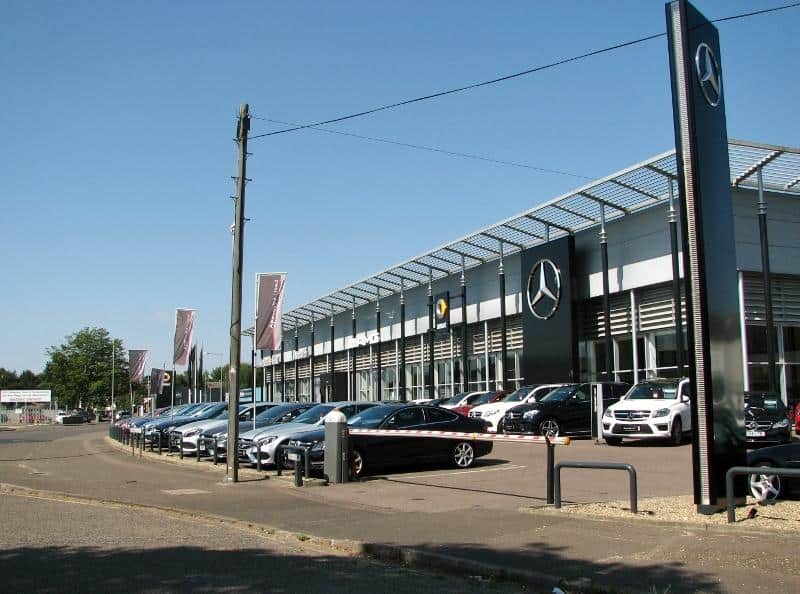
226,103,249,483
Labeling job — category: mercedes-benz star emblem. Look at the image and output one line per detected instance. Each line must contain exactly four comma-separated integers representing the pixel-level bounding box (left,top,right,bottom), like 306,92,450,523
526,259,561,320
695,42,721,107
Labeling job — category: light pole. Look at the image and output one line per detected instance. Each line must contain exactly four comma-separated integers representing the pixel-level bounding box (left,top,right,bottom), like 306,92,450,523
111,341,115,419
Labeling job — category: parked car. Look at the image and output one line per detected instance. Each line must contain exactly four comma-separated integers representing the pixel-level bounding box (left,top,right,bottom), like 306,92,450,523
286,403,492,477
238,401,380,467
602,378,692,445
506,382,628,437
142,402,227,443
746,442,800,501
469,384,564,432
440,391,489,410
114,410,131,421
744,392,791,446
451,390,511,417
504,382,629,436
171,403,275,455
202,402,315,458
58,409,94,424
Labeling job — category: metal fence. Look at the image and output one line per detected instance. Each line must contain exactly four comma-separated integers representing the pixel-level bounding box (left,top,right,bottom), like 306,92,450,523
0,406,57,425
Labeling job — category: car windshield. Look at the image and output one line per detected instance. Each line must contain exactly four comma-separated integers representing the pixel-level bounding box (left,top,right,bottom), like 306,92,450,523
625,382,678,400
501,387,533,402
348,406,395,428
540,385,578,403
442,393,467,406
472,392,498,406
745,395,787,413
292,404,336,425
255,404,298,421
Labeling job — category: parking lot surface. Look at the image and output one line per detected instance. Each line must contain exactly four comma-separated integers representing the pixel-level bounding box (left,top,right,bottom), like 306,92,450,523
1,424,798,593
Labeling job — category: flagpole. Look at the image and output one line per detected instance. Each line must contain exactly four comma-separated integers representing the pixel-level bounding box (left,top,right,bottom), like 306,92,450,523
170,366,175,419
129,383,133,417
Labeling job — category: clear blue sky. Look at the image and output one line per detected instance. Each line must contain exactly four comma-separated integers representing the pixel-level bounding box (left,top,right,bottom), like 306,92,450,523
1,1,798,374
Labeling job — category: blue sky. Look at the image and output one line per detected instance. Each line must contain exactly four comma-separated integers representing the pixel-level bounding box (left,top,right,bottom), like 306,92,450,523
1,1,798,373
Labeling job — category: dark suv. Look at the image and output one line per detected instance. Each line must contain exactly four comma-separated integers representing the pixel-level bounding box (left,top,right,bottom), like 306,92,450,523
502,382,629,437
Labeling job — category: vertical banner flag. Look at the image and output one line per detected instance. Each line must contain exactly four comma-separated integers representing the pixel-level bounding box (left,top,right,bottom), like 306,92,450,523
255,273,286,351
173,308,197,366
150,368,164,395
187,345,197,389
129,350,148,384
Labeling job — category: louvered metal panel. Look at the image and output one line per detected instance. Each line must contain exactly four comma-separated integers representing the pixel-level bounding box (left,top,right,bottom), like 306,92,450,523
404,341,422,364
334,353,349,372
638,284,686,333
355,349,371,372
744,274,800,324
580,294,631,339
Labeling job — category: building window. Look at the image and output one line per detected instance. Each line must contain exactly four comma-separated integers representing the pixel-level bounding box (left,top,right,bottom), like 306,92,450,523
468,356,485,391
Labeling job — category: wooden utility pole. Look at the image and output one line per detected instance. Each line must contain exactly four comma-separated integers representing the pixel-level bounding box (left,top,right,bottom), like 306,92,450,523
226,103,249,483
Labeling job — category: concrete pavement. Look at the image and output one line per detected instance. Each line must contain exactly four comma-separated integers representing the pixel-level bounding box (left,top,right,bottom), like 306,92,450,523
1,424,798,593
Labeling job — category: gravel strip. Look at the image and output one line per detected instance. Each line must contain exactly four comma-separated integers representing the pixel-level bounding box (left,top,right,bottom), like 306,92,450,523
527,494,800,530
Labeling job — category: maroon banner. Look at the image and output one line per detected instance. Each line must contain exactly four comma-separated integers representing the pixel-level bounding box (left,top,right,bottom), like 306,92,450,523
255,273,286,351
150,368,164,395
173,308,197,366
128,350,148,384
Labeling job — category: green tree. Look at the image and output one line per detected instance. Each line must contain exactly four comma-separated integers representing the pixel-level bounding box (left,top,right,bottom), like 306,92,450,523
0,368,40,389
40,327,128,409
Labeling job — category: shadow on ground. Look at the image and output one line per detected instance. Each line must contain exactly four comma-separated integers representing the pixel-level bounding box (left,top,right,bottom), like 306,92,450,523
0,540,723,594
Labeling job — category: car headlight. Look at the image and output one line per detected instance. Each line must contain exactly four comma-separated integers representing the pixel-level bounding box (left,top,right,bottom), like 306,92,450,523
523,410,540,420
166,426,177,433
259,436,276,446
311,441,325,451
213,431,227,440
603,409,612,418
483,408,498,417
774,419,790,428
652,408,671,418
183,428,201,438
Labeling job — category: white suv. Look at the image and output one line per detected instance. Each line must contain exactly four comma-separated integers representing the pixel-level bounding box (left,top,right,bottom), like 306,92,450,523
602,378,692,446
469,384,563,432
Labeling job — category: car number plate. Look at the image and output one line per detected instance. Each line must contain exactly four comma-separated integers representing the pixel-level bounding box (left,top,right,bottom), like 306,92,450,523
746,430,765,437
621,424,640,432
286,452,300,461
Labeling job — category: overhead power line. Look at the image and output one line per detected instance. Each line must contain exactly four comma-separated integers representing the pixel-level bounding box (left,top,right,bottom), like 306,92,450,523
248,1,800,140
250,116,592,179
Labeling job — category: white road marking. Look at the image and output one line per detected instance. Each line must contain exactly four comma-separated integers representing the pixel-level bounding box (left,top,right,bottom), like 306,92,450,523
161,488,210,496
386,464,526,480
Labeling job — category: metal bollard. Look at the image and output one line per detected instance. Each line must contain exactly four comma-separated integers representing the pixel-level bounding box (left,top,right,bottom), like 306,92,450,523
158,432,163,455
150,434,155,452
323,410,348,484
213,437,219,465
275,445,283,476
131,432,135,455
294,451,303,487
256,439,263,472
304,446,311,480
546,437,555,505
196,439,202,461
139,433,143,458
179,434,184,459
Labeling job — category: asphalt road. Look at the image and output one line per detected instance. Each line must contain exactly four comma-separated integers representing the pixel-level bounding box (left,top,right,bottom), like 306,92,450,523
1,423,798,593
0,491,517,594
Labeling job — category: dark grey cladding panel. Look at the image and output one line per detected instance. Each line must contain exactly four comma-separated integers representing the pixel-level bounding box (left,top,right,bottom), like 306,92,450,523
520,236,578,384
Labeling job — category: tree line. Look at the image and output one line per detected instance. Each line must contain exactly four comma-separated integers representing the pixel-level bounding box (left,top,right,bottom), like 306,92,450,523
1,327,251,410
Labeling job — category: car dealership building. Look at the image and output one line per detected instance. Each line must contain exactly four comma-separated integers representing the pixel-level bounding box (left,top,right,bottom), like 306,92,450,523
256,139,800,409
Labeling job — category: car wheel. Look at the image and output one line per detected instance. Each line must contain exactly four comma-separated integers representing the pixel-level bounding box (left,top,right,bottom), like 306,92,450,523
605,436,622,446
451,441,475,468
749,463,782,502
350,448,365,478
670,417,683,446
538,418,561,438
496,422,505,434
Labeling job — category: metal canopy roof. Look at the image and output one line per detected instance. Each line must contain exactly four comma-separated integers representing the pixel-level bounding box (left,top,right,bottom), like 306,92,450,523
273,139,800,332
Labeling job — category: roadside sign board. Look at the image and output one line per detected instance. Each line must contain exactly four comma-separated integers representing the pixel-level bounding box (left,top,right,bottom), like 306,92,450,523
1,389,52,403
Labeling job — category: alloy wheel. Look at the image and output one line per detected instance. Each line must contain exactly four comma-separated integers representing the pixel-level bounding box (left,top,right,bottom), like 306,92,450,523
539,418,560,438
452,442,475,468
749,464,782,502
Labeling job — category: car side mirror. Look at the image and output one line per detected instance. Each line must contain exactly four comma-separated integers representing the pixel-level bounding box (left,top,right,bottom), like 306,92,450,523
681,395,690,403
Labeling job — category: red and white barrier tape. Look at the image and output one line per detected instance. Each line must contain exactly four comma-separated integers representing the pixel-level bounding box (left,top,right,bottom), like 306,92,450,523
347,428,570,445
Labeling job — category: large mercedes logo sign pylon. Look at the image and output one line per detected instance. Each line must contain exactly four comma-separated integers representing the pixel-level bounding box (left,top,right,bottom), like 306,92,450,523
695,42,721,107
526,258,561,320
